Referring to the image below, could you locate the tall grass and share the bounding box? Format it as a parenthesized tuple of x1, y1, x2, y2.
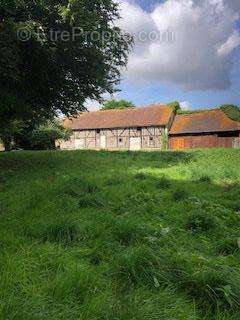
(0, 148, 240, 319)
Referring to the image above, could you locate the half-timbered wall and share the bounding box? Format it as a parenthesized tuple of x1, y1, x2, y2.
(60, 126, 165, 150)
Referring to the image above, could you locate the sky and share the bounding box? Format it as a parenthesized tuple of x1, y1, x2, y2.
(89, 0, 240, 110)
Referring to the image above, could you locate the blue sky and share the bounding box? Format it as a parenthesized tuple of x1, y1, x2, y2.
(115, 0, 240, 110)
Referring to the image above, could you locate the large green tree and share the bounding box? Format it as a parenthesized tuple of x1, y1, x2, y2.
(0, 0, 132, 150)
(101, 99, 135, 110)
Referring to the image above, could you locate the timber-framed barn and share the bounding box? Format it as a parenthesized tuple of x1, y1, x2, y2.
(60, 105, 174, 151)
(60, 104, 240, 150)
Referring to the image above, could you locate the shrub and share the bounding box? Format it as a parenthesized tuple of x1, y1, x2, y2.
(220, 105, 240, 122)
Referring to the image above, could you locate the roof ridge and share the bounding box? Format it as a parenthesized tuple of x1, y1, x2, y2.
(78, 103, 170, 116)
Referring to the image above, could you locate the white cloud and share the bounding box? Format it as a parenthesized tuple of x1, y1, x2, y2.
(118, 0, 240, 91)
(218, 30, 240, 56)
(180, 101, 191, 110)
(84, 93, 118, 111)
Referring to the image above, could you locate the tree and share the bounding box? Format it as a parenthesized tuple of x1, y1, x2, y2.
(101, 99, 135, 111)
(0, 0, 132, 150)
(167, 101, 181, 113)
(16, 119, 72, 150)
(219, 105, 240, 122)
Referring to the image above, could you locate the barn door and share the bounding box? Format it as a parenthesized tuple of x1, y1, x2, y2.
(173, 138, 185, 150)
(130, 137, 141, 150)
(100, 135, 107, 149)
(75, 139, 85, 149)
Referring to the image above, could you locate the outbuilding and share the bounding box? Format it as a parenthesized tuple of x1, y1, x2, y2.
(60, 104, 174, 150)
(169, 109, 240, 150)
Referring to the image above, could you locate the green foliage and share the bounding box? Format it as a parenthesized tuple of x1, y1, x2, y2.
(134, 172, 147, 180)
(101, 99, 135, 111)
(167, 101, 181, 113)
(0, 148, 240, 319)
(161, 129, 169, 150)
(186, 213, 216, 232)
(220, 105, 240, 122)
(198, 175, 212, 183)
(0, 119, 23, 150)
(0, 0, 132, 148)
(155, 175, 171, 189)
(29, 120, 72, 150)
(173, 188, 188, 201)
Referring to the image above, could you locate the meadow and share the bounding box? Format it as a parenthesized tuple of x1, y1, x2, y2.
(0, 148, 240, 320)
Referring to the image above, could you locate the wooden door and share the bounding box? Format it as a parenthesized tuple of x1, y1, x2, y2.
(172, 138, 185, 150)
(100, 135, 107, 149)
(75, 139, 85, 149)
(130, 137, 141, 150)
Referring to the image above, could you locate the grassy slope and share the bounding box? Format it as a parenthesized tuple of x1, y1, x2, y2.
(0, 149, 240, 320)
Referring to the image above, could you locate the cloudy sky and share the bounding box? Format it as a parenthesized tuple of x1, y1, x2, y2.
(106, 0, 240, 110)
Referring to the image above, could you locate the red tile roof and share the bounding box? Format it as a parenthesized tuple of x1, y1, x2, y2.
(64, 104, 173, 130)
(170, 109, 240, 135)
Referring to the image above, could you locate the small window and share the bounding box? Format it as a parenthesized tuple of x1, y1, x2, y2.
(137, 127, 142, 131)
(150, 137, 154, 141)
(96, 129, 100, 134)
(119, 138, 123, 143)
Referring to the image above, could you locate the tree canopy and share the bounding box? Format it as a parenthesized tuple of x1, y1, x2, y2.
(101, 99, 135, 111)
(219, 105, 240, 122)
(167, 101, 181, 113)
(0, 0, 132, 149)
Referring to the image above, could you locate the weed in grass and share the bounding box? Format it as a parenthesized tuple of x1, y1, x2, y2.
(114, 219, 152, 246)
(198, 175, 212, 183)
(182, 267, 240, 310)
(155, 176, 171, 190)
(47, 267, 98, 304)
(105, 177, 123, 186)
(217, 238, 239, 256)
(41, 221, 79, 245)
(173, 189, 188, 201)
(78, 196, 105, 209)
(134, 172, 147, 180)
(112, 246, 161, 291)
(186, 212, 216, 232)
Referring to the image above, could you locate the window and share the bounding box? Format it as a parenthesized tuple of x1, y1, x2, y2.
(150, 137, 153, 141)
(137, 127, 142, 131)
(96, 129, 100, 134)
(119, 138, 123, 143)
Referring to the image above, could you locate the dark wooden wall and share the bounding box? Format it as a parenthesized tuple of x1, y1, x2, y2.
(169, 132, 240, 150)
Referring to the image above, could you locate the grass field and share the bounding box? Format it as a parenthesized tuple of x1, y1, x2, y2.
(0, 148, 240, 320)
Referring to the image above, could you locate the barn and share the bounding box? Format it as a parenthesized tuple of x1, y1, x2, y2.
(169, 109, 240, 150)
(60, 104, 174, 150)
